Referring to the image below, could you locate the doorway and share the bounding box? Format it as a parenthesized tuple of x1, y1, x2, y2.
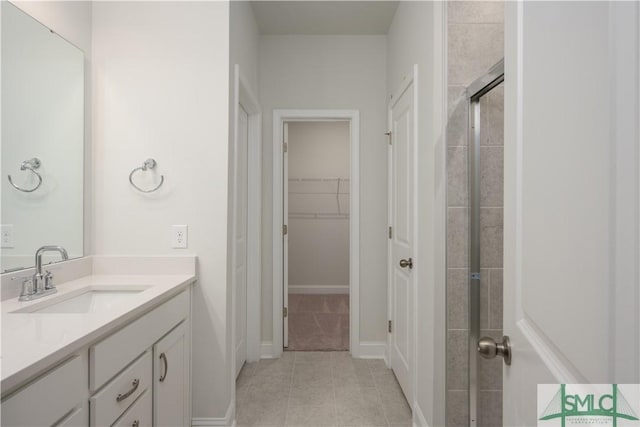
(285, 121, 350, 351)
(272, 110, 360, 356)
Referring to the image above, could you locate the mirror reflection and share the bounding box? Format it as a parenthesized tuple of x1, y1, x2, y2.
(1, 2, 84, 273)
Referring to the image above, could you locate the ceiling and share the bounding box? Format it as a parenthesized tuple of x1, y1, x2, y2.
(250, 1, 399, 35)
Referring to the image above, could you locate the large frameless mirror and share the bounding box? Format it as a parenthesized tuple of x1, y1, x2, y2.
(1, 2, 85, 273)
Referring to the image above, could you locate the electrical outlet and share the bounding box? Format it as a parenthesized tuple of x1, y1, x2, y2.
(171, 225, 188, 249)
(1, 225, 14, 248)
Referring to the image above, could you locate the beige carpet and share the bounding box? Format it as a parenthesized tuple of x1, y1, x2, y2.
(286, 294, 349, 351)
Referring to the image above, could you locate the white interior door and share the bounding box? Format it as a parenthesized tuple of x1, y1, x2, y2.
(389, 82, 415, 405)
(234, 105, 249, 377)
(503, 2, 640, 425)
(283, 122, 289, 349)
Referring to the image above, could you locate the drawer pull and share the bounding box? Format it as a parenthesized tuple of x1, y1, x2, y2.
(159, 353, 168, 382)
(132, 420, 140, 427)
(116, 378, 140, 402)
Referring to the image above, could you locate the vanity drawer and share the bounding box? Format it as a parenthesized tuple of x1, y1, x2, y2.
(89, 290, 189, 391)
(112, 389, 152, 427)
(1, 355, 86, 427)
(90, 351, 151, 427)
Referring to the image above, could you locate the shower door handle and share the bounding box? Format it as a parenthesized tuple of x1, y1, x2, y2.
(477, 335, 511, 365)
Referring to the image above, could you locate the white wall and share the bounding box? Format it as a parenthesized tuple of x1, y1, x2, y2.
(91, 2, 231, 421)
(288, 121, 350, 292)
(387, 2, 446, 425)
(230, 1, 259, 96)
(259, 35, 388, 346)
(3, 1, 93, 268)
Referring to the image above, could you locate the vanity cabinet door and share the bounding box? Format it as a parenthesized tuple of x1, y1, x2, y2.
(1, 354, 87, 427)
(153, 321, 189, 427)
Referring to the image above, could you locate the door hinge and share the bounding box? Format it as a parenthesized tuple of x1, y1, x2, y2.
(388, 226, 392, 239)
(284, 307, 288, 317)
(385, 131, 392, 145)
(283, 142, 288, 153)
(388, 320, 392, 333)
(283, 224, 288, 235)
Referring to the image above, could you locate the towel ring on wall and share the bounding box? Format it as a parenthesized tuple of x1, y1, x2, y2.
(129, 158, 164, 193)
(8, 158, 43, 193)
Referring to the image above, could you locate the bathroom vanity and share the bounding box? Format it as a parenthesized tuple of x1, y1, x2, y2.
(1, 257, 196, 427)
(0, 4, 198, 425)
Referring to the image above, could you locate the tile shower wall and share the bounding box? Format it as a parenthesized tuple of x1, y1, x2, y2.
(446, 2, 504, 426)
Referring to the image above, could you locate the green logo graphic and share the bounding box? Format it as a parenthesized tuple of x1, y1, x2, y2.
(539, 384, 639, 427)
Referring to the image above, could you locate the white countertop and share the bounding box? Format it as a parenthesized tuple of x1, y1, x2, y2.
(1, 272, 195, 396)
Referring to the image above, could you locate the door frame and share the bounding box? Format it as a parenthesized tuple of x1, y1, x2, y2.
(230, 64, 262, 382)
(386, 65, 419, 405)
(272, 109, 360, 358)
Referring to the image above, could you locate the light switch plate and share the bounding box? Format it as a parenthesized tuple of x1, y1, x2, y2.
(171, 225, 188, 249)
(1, 224, 14, 248)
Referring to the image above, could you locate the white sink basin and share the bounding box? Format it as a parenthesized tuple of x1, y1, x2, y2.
(12, 287, 149, 314)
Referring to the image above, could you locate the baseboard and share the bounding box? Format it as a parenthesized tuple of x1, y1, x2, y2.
(413, 402, 429, 427)
(357, 341, 387, 359)
(192, 419, 233, 427)
(288, 285, 349, 294)
(192, 399, 234, 426)
(260, 341, 274, 358)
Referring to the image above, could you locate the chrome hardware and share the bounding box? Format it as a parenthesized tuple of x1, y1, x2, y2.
(17, 277, 34, 299)
(129, 158, 164, 193)
(477, 335, 511, 365)
(159, 353, 168, 382)
(19, 246, 68, 301)
(44, 271, 54, 290)
(132, 421, 139, 427)
(116, 378, 140, 402)
(399, 258, 413, 269)
(8, 158, 43, 193)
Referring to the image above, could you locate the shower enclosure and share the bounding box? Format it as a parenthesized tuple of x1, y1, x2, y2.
(446, 60, 505, 427)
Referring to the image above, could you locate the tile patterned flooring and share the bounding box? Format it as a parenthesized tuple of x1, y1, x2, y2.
(287, 294, 350, 351)
(236, 352, 412, 427)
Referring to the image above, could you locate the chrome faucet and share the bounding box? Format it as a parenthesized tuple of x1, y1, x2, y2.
(18, 245, 69, 301)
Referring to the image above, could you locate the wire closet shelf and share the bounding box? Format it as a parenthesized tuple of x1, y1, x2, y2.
(288, 177, 350, 220)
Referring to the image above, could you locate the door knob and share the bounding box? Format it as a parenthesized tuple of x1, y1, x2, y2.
(477, 335, 511, 365)
(399, 258, 413, 269)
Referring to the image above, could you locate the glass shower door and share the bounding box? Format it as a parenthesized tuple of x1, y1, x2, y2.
(446, 59, 505, 427)
(468, 70, 505, 427)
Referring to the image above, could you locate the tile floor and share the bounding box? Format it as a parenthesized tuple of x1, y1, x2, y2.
(236, 351, 412, 427)
(287, 294, 349, 351)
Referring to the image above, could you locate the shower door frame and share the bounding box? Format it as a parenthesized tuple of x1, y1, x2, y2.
(466, 59, 504, 427)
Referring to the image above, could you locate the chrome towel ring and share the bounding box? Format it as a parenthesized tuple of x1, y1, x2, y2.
(129, 158, 164, 193)
(8, 158, 43, 193)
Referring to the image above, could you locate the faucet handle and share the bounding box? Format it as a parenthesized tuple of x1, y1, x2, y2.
(18, 277, 35, 300)
(44, 270, 55, 290)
